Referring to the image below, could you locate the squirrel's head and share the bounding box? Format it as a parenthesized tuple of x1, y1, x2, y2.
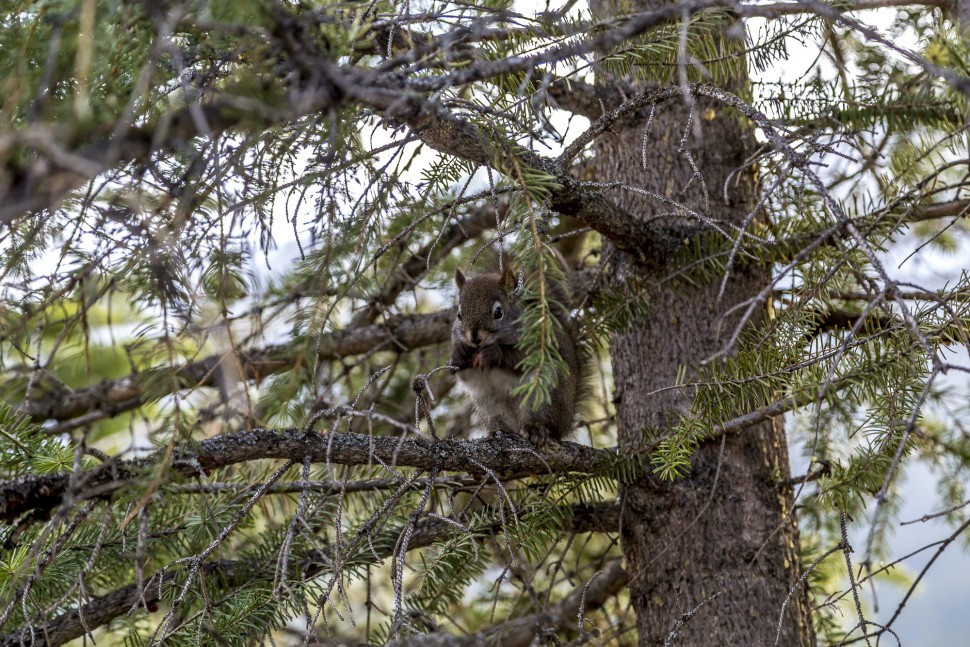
(454, 266, 520, 347)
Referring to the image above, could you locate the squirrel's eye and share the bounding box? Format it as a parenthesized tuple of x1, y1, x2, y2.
(457, 309, 462, 321)
(493, 303, 504, 320)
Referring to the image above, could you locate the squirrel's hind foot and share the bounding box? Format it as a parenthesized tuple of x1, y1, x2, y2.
(521, 422, 559, 449)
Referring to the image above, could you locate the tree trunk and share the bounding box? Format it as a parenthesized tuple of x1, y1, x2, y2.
(590, 2, 814, 645)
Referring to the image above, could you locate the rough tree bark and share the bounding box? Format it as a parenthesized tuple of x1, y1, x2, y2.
(589, 1, 814, 644)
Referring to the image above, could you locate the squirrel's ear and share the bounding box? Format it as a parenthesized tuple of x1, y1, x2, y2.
(455, 268, 466, 290)
(501, 265, 517, 293)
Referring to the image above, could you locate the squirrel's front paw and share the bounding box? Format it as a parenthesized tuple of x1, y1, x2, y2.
(474, 344, 503, 370)
(522, 423, 554, 449)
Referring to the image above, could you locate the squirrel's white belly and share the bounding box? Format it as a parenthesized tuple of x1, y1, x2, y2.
(458, 367, 524, 430)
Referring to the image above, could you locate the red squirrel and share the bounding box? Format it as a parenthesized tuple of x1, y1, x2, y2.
(449, 266, 587, 447)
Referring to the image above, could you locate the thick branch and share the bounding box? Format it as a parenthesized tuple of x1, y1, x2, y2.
(17, 309, 454, 422)
(907, 198, 970, 222)
(0, 429, 613, 524)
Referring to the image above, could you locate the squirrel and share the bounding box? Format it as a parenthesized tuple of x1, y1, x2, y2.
(449, 265, 586, 447)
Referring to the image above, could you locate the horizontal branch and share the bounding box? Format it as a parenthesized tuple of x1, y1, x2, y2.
(0, 501, 622, 647)
(907, 198, 970, 222)
(0, 428, 614, 524)
(17, 309, 454, 423)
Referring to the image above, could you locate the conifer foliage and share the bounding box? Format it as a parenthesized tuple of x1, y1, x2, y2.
(1, 0, 969, 645)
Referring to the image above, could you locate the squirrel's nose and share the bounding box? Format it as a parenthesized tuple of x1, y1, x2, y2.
(470, 329, 482, 345)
